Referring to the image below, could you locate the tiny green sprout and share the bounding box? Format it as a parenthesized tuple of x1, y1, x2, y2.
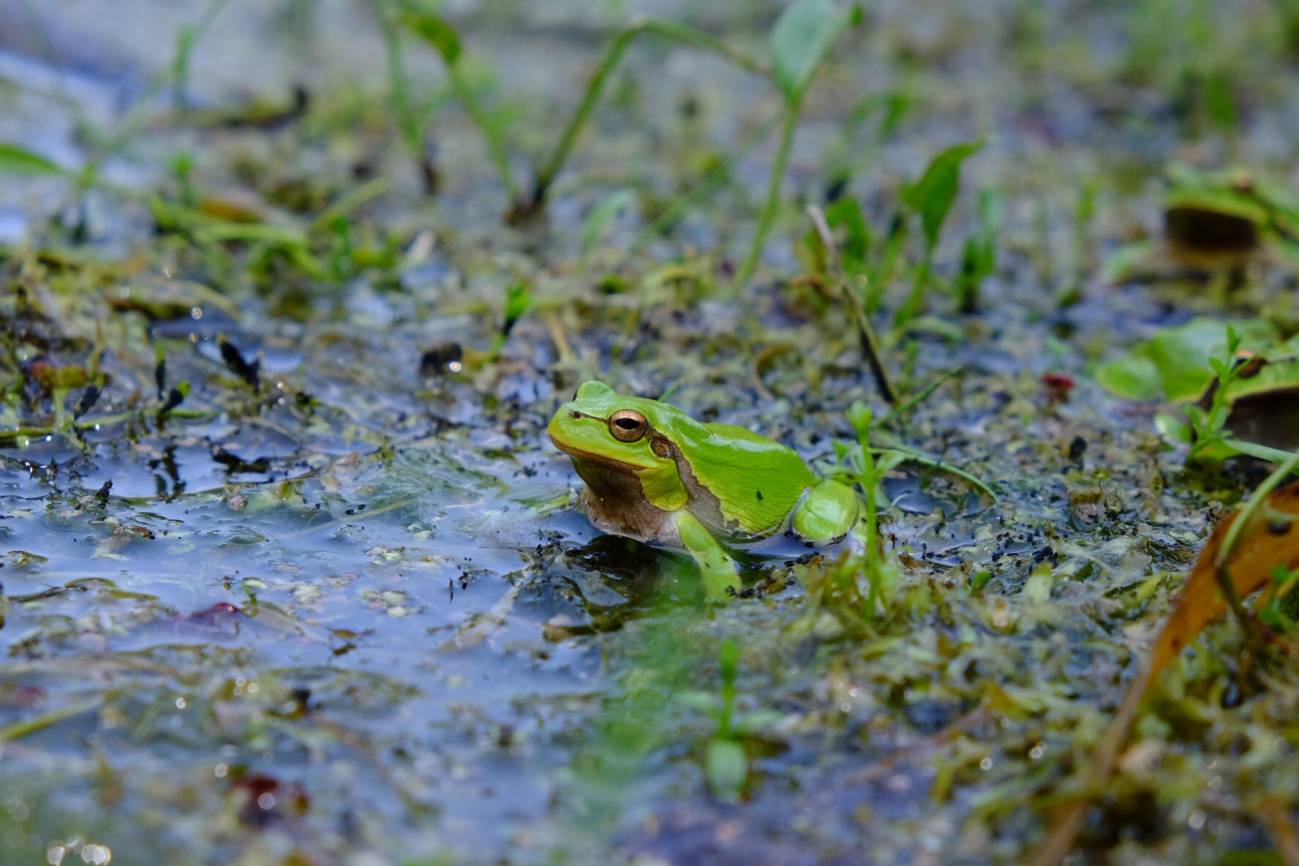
(489, 281, 534, 360)
(957, 186, 1003, 314)
(1185, 326, 1243, 465)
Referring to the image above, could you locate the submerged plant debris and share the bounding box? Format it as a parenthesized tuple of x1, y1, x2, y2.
(2, 2, 1299, 865)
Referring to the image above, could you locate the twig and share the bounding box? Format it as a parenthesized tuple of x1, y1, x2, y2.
(805, 204, 898, 405)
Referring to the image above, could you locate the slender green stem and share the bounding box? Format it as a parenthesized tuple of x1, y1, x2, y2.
(523, 18, 767, 215)
(526, 27, 638, 211)
(895, 245, 933, 328)
(375, 0, 423, 159)
(172, 0, 230, 108)
(871, 443, 998, 501)
(880, 368, 959, 428)
(448, 66, 519, 199)
(0, 699, 101, 743)
(630, 112, 783, 253)
(732, 103, 800, 292)
(1209, 449, 1299, 648)
(311, 177, 392, 232)
(637, 19, 769, 76)
(1215, 449, 1299, 570)
(1223, 438, 1299, 466)
(806, 204, 898, 405)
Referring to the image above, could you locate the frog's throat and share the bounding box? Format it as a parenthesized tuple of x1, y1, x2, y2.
(569, 455, 680, 545)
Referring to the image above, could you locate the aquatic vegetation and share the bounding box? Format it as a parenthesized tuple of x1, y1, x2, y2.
(5, 2, 1299, 865)
(1097, 319, 1299, 464)
(894, 140, 983, 326)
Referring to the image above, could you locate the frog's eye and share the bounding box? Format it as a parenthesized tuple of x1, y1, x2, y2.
(608, 409, 648, 442)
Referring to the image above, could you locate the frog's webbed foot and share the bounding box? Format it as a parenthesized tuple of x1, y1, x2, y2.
(793, 479, 861, 543)
(674, 510, 740, 599)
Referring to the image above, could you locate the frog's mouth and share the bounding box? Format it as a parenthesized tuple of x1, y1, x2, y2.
(547, 430, 650, 472)
(547, 414, 659, 473)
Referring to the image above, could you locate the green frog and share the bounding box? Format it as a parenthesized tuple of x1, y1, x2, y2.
(547, 380, 860, 595)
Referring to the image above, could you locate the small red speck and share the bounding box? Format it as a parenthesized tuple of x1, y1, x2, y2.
(1041, 373, 1074, 391)
(186, 602, 243, 626)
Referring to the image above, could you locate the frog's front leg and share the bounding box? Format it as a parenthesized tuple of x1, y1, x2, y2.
(792, 479, 861, 543)
(674, 510, 740, 598)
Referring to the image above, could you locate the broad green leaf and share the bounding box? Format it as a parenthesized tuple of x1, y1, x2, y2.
(705, 738, 747, 802)
(0, 142, 65, 176)
(1095, 356, 1161, 401)
(770, 0, 857, 101)
(1144, 318, 1242, 401)
(1096, 318, 1280, 402)
(1099, 239, 1153, 285)
(398, 4, 462, 65)
(1154, 412, 1193, 444)
(580, 188, 637, 254)
(903, 140, 983, 248)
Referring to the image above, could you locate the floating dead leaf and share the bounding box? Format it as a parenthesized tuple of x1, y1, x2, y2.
(1030, 479, 1299, 866)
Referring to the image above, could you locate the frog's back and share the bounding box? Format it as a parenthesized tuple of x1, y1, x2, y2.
(673, 419, 816, 537)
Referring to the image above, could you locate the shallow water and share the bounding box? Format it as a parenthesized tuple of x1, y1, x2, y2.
(4, 2, 1299, 865)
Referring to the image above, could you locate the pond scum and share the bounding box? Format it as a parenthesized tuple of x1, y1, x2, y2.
(3, 1, 1299, 865)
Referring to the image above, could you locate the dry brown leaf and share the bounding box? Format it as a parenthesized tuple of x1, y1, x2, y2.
(1029, 480, 1299, 866)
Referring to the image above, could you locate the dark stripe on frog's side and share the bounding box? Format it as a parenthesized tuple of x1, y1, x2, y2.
(669, 421, 816, 537)
(657, 435, 774, 543)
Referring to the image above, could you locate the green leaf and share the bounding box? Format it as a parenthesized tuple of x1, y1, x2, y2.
(718, 638, 740, 683)
(502, 281, 533, 334)
(397, 4, 462, 65)
(770, 0, 856, 101)
(903, 140, 983, 249)
(705, 738, 747, 803)
(580, 189, 637, 254)
(0, 142, 66, 176)
(1095, 317, 1281, 402)
(1154, 412, 1193, 444)
(1095, 357, 1161, 401)
(847, 400, 873, 444)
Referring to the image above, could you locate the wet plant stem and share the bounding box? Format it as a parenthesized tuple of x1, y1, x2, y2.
(805, 204, 898, 405)
(447, 64, 518, 199)
(0, 699, 101, 743)
(172, 0, 230, 109)
(895, 246, 933, 328)
(375, 0, 427, 182)
(733, 105, 799, 293)
(521, 18, 767, 216)
(1213, 449, 1299, 642)
(630, 111, 782, 254)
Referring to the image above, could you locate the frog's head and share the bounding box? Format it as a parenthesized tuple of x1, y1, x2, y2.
(547, 380, 677, 470)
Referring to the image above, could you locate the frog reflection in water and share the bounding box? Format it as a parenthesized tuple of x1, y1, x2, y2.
(547, 380, 860, 595)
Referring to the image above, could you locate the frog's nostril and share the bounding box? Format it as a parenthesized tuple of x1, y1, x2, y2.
(570, 411, 582, 419)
